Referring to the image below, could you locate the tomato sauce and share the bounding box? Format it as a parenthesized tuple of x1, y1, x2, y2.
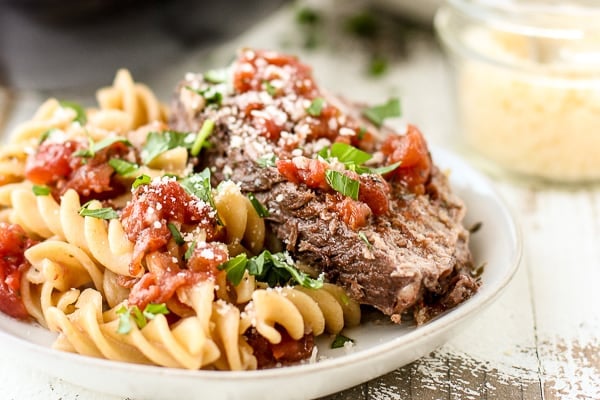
(245, 327, 314, 369)
(0, 223, 37, 320)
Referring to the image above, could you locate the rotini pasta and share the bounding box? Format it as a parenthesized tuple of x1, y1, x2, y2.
(0, 65, 362, 372)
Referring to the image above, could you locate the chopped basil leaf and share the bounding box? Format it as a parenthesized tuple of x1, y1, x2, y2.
(325, 170, 360, 200)
(264, 80, 277, 96)
(369, 55, 388, 77)
(331, 334, 354, 349)
(190, 119, 215, 156)
(116, 305, 132, 334)
(369, 161, 401, 175)
(306, 97, 325, 117)
(141, 130, 196, 164)
(167, 223, 185, 245)
(180, 168, 213, 206)
(358, 231, 371, 248)
(74, 136, 131, 158)
(59, 100, 87, 124)
(345, 12, 378, 39)
(247, 193, 269, 218)
(219, 253, 248, 286)
(39, 128, 59, 144)
(363, 98, 401, 127)
(132, 174, 152, 189)
(142, 303, 169, 321)
(296, 7, 320, 25)
(320, 142, 372, 166)
(256, 153, 277, 168)
(203, 69, 228, 84)
(130, 305, 146, 329)
(32, 185, 51, 196)
(184, 240, 196, 260)
(109, 158, 139, 176)
(357, 126, 367, 140)
(218, 250, 323, 289)
(79, 202, 118, 219)
(185, 86, 223, 106)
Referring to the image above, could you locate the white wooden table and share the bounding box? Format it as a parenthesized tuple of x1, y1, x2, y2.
(1, 2, 599, 399)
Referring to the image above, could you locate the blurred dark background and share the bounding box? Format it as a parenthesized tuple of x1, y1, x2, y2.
(0, 0, 287, 90)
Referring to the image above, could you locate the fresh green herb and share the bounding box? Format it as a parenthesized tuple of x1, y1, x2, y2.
(247, 193, 269, 218)
(369, 55, 388, 77)
(264, 80, 277, 96)
(180, 168, 214, 206)
(358, 231, 371, 248)
(143, 303, 169, 321)
(319, 142, 372, 166)
(141, 130, 196, 164)
(132, 174, 152, 189)
(167, 223, 185, 245)
(345, 12, 379, 39)
(39, 128, 59, 144)
(325, 170, 360, 200)
(116, 305, 132, 334)
(74, 136, 131, 158)
(79, 202, 118, 219)
(363, 98, 401, 127)
(331, 334, 354, 349)
(203, 69, 228, 84)
(185, 86, 223, 107)
(218, 250, 324, 289)
(108, 158, 139, 177)
(184, 240, 196, 260)
(306, 97, 325, 117)
(190, 119, 215, 156)
(296, 7, 320, 25)
(218, 254, 249, 287)
(256, 153, 277, 168)
(369, 161, 401, 175)
(116, 303, 169, 334)
(357, 126, 368, 140)
(32, 185, 51, 196)
(59, 101, 87, 124)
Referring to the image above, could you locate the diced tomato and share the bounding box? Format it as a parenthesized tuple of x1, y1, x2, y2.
(25, 140, 80, 184)
(0, 223, 36, 320)
(381, 125, 432, 193)
(328, 194, 372, 230)
(276, 157, 329, 191)
(358, 175, 390, 216)
(186, 242, 228, 277)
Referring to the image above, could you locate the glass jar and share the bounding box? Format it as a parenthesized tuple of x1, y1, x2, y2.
(435, 0, 600, 183)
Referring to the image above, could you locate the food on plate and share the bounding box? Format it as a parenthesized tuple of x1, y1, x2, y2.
(0, 50, 478, 371)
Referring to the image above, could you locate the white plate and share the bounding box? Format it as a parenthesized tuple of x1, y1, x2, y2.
(0, 147, 521, 400)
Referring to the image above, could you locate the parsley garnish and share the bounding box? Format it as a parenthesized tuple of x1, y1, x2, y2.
(141, 130, 195, 164)
(296, 7, 320, 25)
(256, 153, 277, 168)
(319, 142, 371, 167)
(203, 69, 228, 84)
(369, 55, 388, 77)
(306, 97, 325, 117)
(331, 334, 354, 349)
(357, 126, 367, 140)
(190, 119, 215, 157)
(108, 158, 139, 177)
(116, 303, 169, 334)
(59, 101, 87, 124)
(247, 193, 269, 218)
(358, 231, 372, 248)
(39, 128, 59, 144)
(79, 202, 118, 220)
(167, 223, 185, 245)
(32, 185, 51, 196)
(325, 170, 360, 200)
(74, 136, 131, 158)
(185, 86, 223, 107)
(184, 240, 196, 260)
(132, 174, 151, 189)
(218, 250, 324, 289)
(180, 168, 214, 206)
(363, 98, 401, 127)
(369, 161, 401, 175)
(264, 80, 277, 96)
